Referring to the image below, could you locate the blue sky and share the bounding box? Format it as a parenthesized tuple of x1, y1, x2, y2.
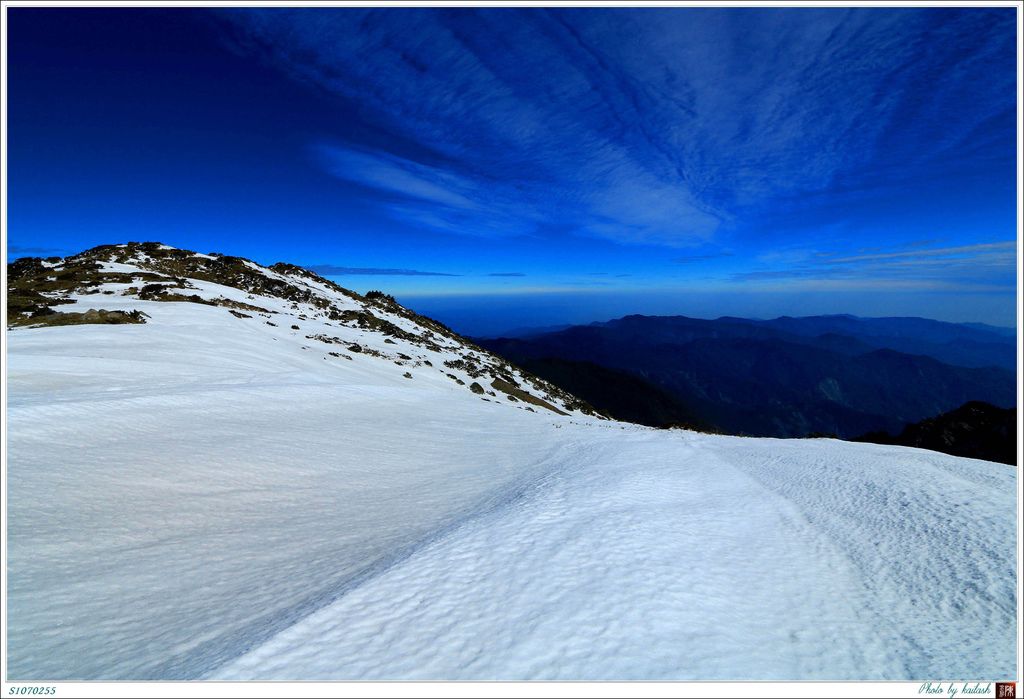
(7, 7, 1018, 333)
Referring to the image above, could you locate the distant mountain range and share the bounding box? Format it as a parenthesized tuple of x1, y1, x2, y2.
(479, 314, 1017, 441)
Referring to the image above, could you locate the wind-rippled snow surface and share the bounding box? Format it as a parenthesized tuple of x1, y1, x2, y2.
(6, 276, 1016, 680)
(214, 434, 1016, 680)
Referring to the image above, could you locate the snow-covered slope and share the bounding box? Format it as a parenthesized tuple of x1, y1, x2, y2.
(215, 434, 1017, 681)
(5, 244, 1017, 680)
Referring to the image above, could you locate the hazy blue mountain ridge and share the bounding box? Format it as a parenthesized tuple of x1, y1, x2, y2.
(479, 314, 1016, 439)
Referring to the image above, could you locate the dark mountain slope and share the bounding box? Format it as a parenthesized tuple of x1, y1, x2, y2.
(855, 401, 1017, 466)
(510, 357, 712, 430)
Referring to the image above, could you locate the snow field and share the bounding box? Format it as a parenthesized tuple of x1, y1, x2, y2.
(6, 253, 1016, 680)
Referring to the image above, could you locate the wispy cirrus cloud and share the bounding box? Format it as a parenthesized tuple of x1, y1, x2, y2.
(311, 144, 543, 238)
(217, 8, 1013, 249)
(733, 240, 1016, 290)
(313, 146, 480, 212)
(673, 252, 734, 264)
(306, 264, 460, 277)
(817, 241, 1015, 265)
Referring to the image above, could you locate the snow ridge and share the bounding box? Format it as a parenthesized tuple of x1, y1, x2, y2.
(8, 242, 601, 419)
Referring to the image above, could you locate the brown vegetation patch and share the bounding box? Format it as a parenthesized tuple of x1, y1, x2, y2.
(10, 309, 147, 328)
(490, 378, 568, 416)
